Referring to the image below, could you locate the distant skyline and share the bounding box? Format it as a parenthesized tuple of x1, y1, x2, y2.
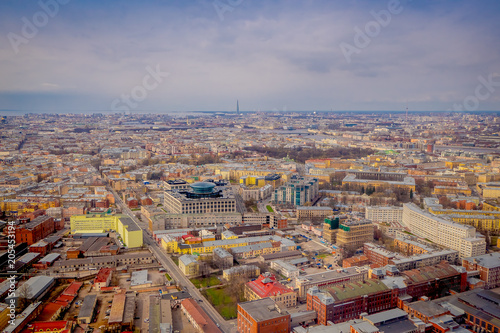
(1, 0, 500, 113)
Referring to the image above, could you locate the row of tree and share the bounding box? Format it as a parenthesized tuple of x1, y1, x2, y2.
(245, 146, 374, 163)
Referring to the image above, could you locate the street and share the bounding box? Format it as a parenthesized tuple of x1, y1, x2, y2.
(108, 186, 235, 333)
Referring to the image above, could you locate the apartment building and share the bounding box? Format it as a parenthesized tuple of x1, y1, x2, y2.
(393, 237, 434, 255)
(213, 247, 233, 269)
(296, 206, 333, 220)
(336, 220, 374, 250)
(462, 252, 500, 289)
(402, 203, 486, 258)
(273, 177, 318, 206)
(179, 254, 199, 277)
(365, 206, 403, 223)
(223, 265, 260, 281)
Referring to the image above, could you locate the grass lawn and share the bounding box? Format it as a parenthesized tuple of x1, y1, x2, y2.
(266, 205, 274, 213)
(203, 287, 240, 319)
(165, 273, 172, 281)
(491, 236, 499, 246)
(317, 253, 331, 259)
(190, 275, 221, 289)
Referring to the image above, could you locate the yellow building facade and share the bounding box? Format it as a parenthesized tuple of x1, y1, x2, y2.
(70, 214, 143, 248)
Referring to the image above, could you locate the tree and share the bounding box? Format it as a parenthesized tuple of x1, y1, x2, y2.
(199, 262, 211, 278)
(226, 276, 247, 302)
(409, 189, 414, 200)
(366, 186, 375, 196)
(17, 284, 30, 312)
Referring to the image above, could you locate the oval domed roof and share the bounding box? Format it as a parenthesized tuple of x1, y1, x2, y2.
(190, 182, 216, 193)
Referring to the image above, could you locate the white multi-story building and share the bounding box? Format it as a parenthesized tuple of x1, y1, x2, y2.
(164, 182, 236, 214)
(365, 206, 403, 223)
(270, 260, 299, 279)
(402, 203, 486, 258)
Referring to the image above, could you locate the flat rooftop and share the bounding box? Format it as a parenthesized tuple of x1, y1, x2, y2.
(463, 252, 500, 268)
(131, 270, 152, 287)
(119, 216, 140, 232)
(79, 294, 97, 319)
(298, 267, 364, 285)
(239, 298, 289, 322)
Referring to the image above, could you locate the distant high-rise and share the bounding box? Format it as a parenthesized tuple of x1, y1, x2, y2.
(237, 100, 239, 114)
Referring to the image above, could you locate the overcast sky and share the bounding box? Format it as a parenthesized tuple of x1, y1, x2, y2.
(0, 0, 499, 113)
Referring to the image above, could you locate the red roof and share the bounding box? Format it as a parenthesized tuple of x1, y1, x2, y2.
(181, 299, 222, 333)
(95, 267, 114, 283)
(246, 273, 294, 298)
(30, 320, 70, 330)
(63, 281, 83, 296)
(182, 234, 194, 240)
(34, 304, 65, 322)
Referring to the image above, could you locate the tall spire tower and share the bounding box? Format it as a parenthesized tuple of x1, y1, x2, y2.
(237, 100, 239, 114)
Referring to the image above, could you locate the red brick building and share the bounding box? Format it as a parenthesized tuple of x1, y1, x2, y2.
(238, 298, 291, 333)
(363, 243, 396, 267)
(126, 197, 138, 209)
(140, 196, 153, 206)
(342, 255, 370, 268)
(29, 240, 50, 256)
(272, 218, 288, 229)
(15, 215, 55, 245)
(307, 262, 466, 325)
(462, 252, 500, 289)
(19, 209, 46, 221)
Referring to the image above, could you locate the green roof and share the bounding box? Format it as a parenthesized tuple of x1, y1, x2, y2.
(327, 279, 389, 302)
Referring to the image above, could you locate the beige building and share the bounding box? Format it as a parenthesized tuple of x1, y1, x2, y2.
(365, 206, 403, 223)
(482, 183, 500, 199)
(179, 254, 199, 276)
(402, 203, 486, 258)
(223, 265, 260, 281)
(296, 206, 333, 220)
(239, 184, 274, 201)
(336, 220, 374, 250)
(163, 182, 236, 215)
